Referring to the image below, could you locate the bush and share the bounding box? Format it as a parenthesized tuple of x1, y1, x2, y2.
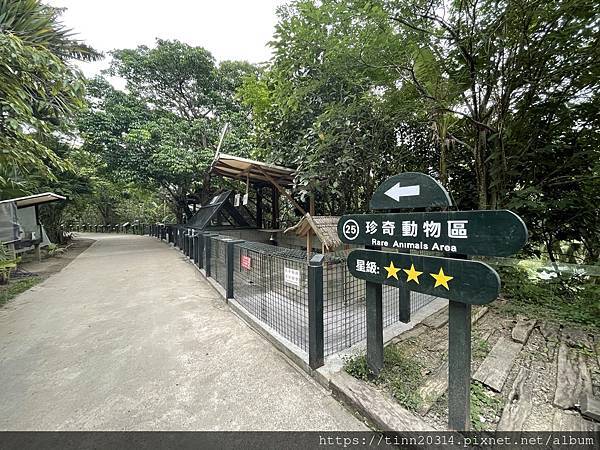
(344, 345, 424, 411)
(496, 265, 600, 330)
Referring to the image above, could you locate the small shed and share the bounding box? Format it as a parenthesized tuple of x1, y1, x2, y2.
(0, 192, 66, 259)
(285, 214, 342, 258)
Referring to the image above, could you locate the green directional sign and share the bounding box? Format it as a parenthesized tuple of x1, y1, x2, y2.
(338, 210, 527, 257)
(347, 249, 501, 305)
(370, 172, 453, 210)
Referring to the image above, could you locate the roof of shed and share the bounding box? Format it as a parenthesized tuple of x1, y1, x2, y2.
(285, 214, 342, 251)
(210, 153, 295, 187)
(0, 192, 66, 208)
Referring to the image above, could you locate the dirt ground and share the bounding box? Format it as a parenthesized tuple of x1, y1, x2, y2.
(364, 303, 599, 431)
(17, 237, 96, 279)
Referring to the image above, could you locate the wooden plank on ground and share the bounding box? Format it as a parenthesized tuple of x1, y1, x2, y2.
(389, 325, 427, 345)
(473, 336, 523, 392)
(539, 322, 560, 361)
(330, 371, 436, 432)
(421, 305, 485, 332)
(539, 321, 560, 340)
(552, 409, 585, 431)
(497, 367, 533, 431)
(471, 306, 488, 325)
(422, 306, 448, 329)
(562, 327, 592, 349)
(512, 316, 537, 344)
(418, 360, 448, 415)
(553, 341, 593, 409)
(579, 393, 600, 422)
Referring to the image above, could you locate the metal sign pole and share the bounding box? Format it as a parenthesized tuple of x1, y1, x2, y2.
(399, 284, 411, 323)
(448, 300, 472, 430)
(366, 244, 384, 375)
(366, 280, 383, 375)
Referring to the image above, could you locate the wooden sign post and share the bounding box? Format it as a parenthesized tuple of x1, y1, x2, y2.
(337, 172, 527, 431)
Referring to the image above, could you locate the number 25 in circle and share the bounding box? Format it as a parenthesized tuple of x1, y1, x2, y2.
(343, 219, 359, 241)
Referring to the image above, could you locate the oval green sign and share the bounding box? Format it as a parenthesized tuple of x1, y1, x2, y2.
(347, 250, 500, 305)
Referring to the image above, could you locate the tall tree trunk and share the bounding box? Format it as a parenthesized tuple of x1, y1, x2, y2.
(474, 130, 488, 209)
(439, 141, 448, 186)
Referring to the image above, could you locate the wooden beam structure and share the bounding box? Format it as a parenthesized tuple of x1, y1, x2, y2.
(256, 166, 306, 217)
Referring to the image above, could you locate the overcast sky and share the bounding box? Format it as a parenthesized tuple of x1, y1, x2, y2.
(47, 0, 288, 78)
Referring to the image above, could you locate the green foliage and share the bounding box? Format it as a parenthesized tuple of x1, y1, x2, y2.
(79, 40, 258, 222)
(496, 266, 600, 331)
(239, 0, 438, 214)
(238, 0, 599, 262)
(344, 352, 372, 380)
(344, 345, 424, 411)
(0, 275, 41, 307)
(0, 242, 18, 285)
(472, 338, 491, 360)
(470, 382, 503, 431)
(0, 0, 99, 189)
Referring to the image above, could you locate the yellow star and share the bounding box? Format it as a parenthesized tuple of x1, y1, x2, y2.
(384, 261, 401, 280)
(403, 264, 423, 284)
(430, 267, 454, 290)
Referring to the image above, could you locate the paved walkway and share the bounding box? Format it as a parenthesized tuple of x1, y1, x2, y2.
(0, 234, 365, 431)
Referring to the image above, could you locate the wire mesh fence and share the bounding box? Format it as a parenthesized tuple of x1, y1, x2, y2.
(209, 236, 228, 290)
(232, 241, 309, 352)
(323, 253, 437, 355)
(156, 230, 438, 358)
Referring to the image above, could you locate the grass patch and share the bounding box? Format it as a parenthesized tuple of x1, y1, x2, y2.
(0, 276, 42, 307)
(472, 337, 491, 359)
(470, 381, 503, 431)
(428, 382, 503, 430)
(344, 345, 424, 411)
(493, 265, 600, 332)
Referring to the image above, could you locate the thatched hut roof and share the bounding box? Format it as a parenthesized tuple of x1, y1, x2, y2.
(285, 214, 341, 252)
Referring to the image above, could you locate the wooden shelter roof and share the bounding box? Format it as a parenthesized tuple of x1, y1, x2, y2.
(285, 214, 342, 252)
(210, 153, 296, 188)
(0, 192, 66, 209)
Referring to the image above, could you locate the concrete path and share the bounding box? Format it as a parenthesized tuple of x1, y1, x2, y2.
(0, 234, 366, 431)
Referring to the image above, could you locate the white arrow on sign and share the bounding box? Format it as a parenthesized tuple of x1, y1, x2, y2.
(384, 183, 420, 201)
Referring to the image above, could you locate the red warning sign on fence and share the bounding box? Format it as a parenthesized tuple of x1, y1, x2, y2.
(241, 255, 252, 270)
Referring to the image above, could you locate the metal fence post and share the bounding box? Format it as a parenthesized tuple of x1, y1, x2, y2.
(204, 235, 213, 277)
(192, 233, 199, 265)
(225, 239, 244, 300)
(308, 254, 325, 369)
(186, 229, 191, 257)
(197, 234, 205, 269)
(189, 230, 195, 259)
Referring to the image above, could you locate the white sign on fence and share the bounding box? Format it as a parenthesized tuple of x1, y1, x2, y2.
(284, 267, 300, 286)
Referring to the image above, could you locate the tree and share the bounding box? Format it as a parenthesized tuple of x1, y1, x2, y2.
(79, 40, 257, 222)
(240, 0, 599, 261)
(374, 0, 599, 259)
(239, 0, 438, 214)
(0, 0, 99, 193)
